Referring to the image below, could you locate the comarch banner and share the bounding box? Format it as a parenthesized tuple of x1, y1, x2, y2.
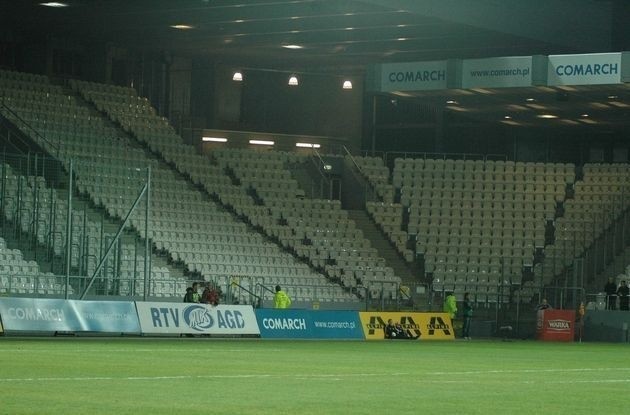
(377, 60, 448, 92)
(359, 312, 454, 341)
(462, 56, 535, 88)
(547, 53, 623, 86)
(136, 302, 260, 335)
(255, 309, 364, 339)
(0, 298, 140, 333)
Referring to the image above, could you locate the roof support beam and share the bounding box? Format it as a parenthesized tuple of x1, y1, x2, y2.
(360, 0, 613, 52)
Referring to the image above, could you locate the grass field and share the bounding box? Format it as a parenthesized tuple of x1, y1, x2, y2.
(0, 338, 628, 415)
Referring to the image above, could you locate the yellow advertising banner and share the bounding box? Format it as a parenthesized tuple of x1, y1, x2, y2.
(359, 312, 454, 341)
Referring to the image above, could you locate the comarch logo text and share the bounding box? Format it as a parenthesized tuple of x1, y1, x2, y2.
(7, 307, 64, 321)
(555, 63, 618, 77)
(388, 70, 445, 83)
(262, 318, 307, 330)
(183, 305, 214, 331)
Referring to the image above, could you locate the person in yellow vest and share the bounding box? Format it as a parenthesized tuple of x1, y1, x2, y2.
(443, 291, 458, 337)
(273, 285, 292, 309)
(443, 291, 457, 320)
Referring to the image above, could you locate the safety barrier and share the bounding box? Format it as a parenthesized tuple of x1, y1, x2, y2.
(0, 298, 456, 340)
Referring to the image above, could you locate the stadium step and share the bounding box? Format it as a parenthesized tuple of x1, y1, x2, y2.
(346, 209, 418, 285)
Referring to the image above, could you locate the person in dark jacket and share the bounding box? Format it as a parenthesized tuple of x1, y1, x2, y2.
(617, 281, 629, 311)
(183, 287, 195, 303)
(605, 277, 617, 310)
(462, 292, 473, 340)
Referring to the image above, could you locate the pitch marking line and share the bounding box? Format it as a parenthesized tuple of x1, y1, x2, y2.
(428, 368, 630, 375)
(1, 369, 630, 383)
(0, 348, 289, 353)
(0, 373, 410, 383)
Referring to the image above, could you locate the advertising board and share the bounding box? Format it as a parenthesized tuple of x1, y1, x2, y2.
(0, 298, 140, 333)
(136, 302, 260, 335)
(256, 309, 364, 339)
(358, 312, 454, 340)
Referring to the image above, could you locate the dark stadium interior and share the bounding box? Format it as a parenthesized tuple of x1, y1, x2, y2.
(4, 0, 630, 160)
(2, 0, 630, 334)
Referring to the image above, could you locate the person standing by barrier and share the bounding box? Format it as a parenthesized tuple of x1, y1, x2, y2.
(462, 292, 473, 340)
(443, 291, 457, 319)
(605, 277, 617, 310)
(273, 285, 292, 309)
(576, 301, 585, 342)
(202, 283, 221, 306)
(184, 282, 199, 303)
(617, 281, 629, 311)
(191, 282, 201, 303)
(536, 298, 552, 311)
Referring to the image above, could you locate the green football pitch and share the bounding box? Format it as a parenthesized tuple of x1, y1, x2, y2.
(0, 338, 628, 415)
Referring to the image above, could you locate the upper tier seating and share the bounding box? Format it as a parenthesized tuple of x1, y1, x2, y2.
(351, 155, 395, 203)
(392, 157, 575, 302)
(0, 71, 179, 296)
(70, 79, 358, 303)
(212, 148, 401, 299)
(536, 163, 630, 286)
(2, 72, 330, 301)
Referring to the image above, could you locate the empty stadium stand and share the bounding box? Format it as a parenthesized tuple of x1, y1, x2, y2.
(391, 157, 575, 303)
(64, 79, 410, 303)
(4, 67, 630, 310)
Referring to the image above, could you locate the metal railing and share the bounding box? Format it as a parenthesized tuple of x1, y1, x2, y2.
(0, 100, 60, 157)
(0, 152, 155, 300)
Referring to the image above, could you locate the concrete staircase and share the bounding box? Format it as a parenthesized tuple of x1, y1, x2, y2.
(347, 209, 430, 309)
(347, 209, 417, 284)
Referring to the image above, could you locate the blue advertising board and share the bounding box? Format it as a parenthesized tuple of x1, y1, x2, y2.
(0, 298, 141, 333)
(255, 309, 364, 339)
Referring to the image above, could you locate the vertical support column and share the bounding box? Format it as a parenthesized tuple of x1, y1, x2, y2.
(371, 95, 377, 156)
(64, 159, 73, 299)
(143, 166, 151, 301)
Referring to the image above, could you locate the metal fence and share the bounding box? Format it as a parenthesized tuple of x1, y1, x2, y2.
(0, 151, 153, 300)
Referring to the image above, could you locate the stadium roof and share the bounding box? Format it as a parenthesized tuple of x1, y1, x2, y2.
(2, 0, 618, 68)
(3, 0, 629, 130)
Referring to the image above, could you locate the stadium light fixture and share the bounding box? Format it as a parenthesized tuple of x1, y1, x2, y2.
(170, 24, 195, 30)
(39, 2, 68, 7)
(504, 115, 512, 120)
(283, 44, 303, 49)
(232, 72, 243, 82)
(288, 75, 299, 86)
(342, 80, 353, 90)
(202, 137, 228, 143)
(249, 139, 275, 146)
(537, 114, 558, 119)
(296, 143, 321, 149)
